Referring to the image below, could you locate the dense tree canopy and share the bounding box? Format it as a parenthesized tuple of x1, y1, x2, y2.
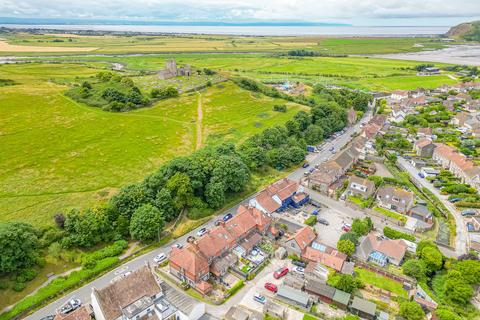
(130, 204, 165, 242)
(0, 222, 39, 274)
(337, 239, 355, 256)
(399, 301, 425, 320)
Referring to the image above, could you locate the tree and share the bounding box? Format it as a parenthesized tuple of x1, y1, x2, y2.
(304, 124, 324, 145)
(165, 173, 194, 210)
(399, 301, 425, 320)
(0, 222, 39, 274)
(328, 274, 362, 293)
(420, 246, 443, 272)
(435, 308, 462, 320)
(337, 239, 355, 256)
(54, 213, 66, 229)
(452, 259, 480, 284)
(340, 231, 359, 245)
(444, 274, 473, 306)
(205, 181, 226, 208)
(110, 184, 152, 220)
(130, 204, 165, 242)
(402, 259, 427, 280)
(351, 218, 372, 236)
(154, 188, 176, 222)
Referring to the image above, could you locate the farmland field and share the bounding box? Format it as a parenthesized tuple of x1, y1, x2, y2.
(0, 62, 306, 226)
(0, 32, 456, 55)
(34, 53, 459, 91)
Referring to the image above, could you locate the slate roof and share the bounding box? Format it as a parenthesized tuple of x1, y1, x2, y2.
(351, 296, 377, 316)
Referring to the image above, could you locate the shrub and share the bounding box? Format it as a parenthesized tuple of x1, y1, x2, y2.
(16, 269, 38, 283)
(337, 239, 355, 256)
(81, 240, 128, 268)
(226, 280, 244, 297)
(273, 104, 287, 112)
(304, 216, 317, 226)
(13, 282, 27, 292)
(383, 226, 415, 241)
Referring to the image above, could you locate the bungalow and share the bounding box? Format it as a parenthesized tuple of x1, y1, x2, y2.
(284, 226, 316, 256)
(357, 233, 408, 266)
(350, 296, 377, 320)
(302, 241, 348, 273)
(376, 186, 414, 214)
(414, 138, 436, 157)
(346, 176, 376, 199)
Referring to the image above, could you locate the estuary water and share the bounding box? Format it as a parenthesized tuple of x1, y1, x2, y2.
(0, 24, 450, 36)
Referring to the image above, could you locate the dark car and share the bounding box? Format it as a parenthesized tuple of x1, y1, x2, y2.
(449, 198, 463, 203)
(40, 316, 55, 320)
(302, 162, 310, 168)
(223, 213, 233, 221)
(461, 209, 476, 216)
(292, 260, 307, 268)
(317, 218, 329, 226)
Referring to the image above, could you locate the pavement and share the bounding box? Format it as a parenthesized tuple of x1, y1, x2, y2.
(25, 103, 374, 320)
(397, 157, 468, 256)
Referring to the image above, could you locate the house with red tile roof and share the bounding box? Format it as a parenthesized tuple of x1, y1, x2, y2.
(303, 242, 347, 272)
(284, 226, 316, 256)
(169, 205, 271, 294)
(414, 138, 436, 157)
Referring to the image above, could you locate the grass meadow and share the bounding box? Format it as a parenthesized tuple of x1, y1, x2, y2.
(0, 62, 305, 226)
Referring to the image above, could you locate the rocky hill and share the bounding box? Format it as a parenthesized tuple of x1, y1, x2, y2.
(445, 21, 480, 41)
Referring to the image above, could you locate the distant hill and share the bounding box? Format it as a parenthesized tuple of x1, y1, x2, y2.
(445, 21, 480, 41)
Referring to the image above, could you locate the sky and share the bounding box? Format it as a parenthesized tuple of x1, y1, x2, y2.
(1, 0, 480, 26)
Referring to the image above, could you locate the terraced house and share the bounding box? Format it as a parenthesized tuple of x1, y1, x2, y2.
(169, 205, 272, 295)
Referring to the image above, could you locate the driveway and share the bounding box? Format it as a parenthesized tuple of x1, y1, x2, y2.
(397, 157, 467, 255)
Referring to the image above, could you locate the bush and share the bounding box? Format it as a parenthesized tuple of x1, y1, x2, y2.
(383, 226, 415, 241)
(13, 282, 27, 292)
(16, 269, 38, 283)
(337, 239, 355, 256)
(226, 280, 244, 297)
(273, 104, 287, 112)
(304, 216, 317, 226)
(340, 231, 360, 245)
(81, 240, 128, 268)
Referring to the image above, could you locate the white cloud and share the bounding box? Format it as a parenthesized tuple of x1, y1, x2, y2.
(0, 0, 479, 24)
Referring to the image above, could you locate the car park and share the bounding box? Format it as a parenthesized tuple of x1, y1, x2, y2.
(253, 292, 266, 304)
(223, 213, 233, 221)
(292, 260, 306, 268)
(196, 228, 208, 237)
(264, 282, 278, 293)
(154, 253, 167, 263)
(317, 218, 329, 225)
(273, 267, 289, 279)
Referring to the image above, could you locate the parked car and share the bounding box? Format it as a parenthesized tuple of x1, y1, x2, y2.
(273, 267, 289, 279)
(418, 172, 425, 178)
(309, 167, 315, 173)
(40, 316, 55, 320)
(172, 243, 183, 249)
(317, 218, 329, 226)
(449, 198, 463, 203)
(312, 209, 319, 216)
(253, 292, 266, 304)
(294, 266, 305, 274)
(342, 224, 351, 232)
(196, 228, 208, 237)
(154, 253, 167, 264)
(213, 220, 221, 226)
(302, 162, 310, 168)
(329, 146, 335, 152)
(264, 282, 278, 293)
(223, 213, 233, 221)
(59, 298, 81, 315)
(461, 209, 477, 216)
(292, 260, 306, 268)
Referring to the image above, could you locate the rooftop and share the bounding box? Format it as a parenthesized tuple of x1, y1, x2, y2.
(351, 296, 377, 316)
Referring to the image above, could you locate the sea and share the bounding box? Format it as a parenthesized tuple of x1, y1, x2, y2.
(0, 24, 450, 36)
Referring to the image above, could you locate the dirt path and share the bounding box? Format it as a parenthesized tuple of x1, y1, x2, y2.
(196, 92, 203, 150)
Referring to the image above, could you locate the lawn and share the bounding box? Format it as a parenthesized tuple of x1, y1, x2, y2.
(373, 206, 408, 223)
(0, 63, 305, 226)
(355, 267, 408, 298)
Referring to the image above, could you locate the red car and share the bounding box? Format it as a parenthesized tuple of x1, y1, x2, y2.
(264, 282, 278, 293)
(273, 267, 289, 279)
(342, 225, 351, 232)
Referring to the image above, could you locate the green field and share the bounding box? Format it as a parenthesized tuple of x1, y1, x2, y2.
(27, 53, 459, 91)
(0, 62, 306, 225)
(0, 32, 457, 55)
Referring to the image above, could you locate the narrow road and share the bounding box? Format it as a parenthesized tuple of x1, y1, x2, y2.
(24, 104, 373, 320)
(397, 157, 467, 255)
(196, 92, 203, 150)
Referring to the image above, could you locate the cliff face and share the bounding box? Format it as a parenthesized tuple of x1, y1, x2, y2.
(445, 21, 480, 41)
